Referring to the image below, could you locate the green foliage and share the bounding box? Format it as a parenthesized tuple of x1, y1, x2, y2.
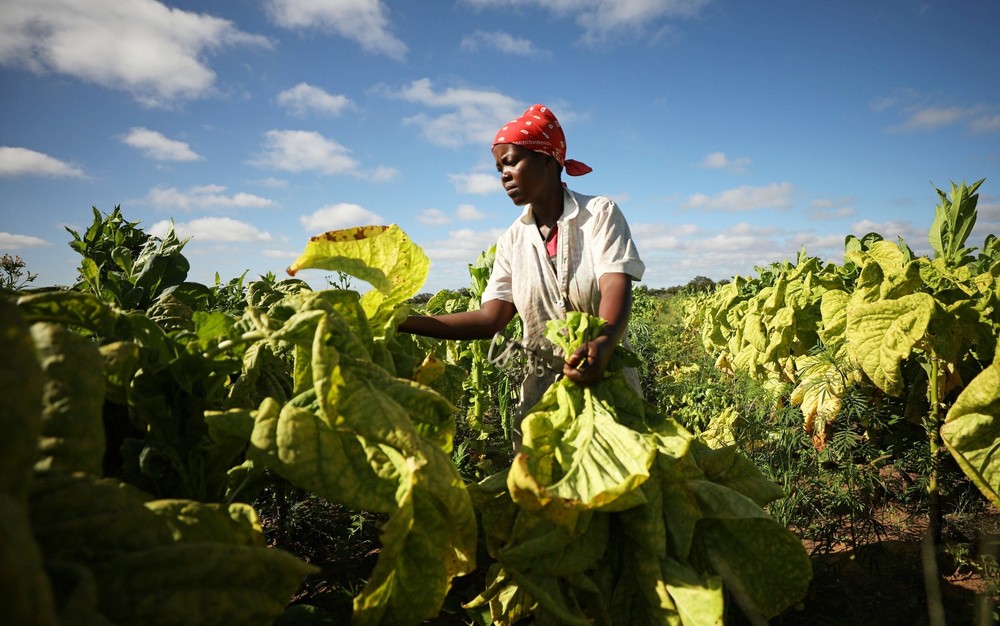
(1, 299, 317, 626)
(695, 179, 999, 520)
(941, 358, 1000, 508)
(6, 211, 484, 626)
(929, 178, 984, 267)
(67, 206, 191, 310)
(469, 312, 812, 625)
(413, 245, 521, 465)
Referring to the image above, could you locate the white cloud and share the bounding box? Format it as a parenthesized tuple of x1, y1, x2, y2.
(423, 227, 505, 261)
(892, 106, 967, 132)
(972, 195, 1000, 243)
(699, 151, 750, 173)
(277, 83, 354, 116)
(252, 130, 398, 180)
(461, 0, 710, 42)
(850, 219, 927, 249)
(456, 204, 485, 220)
(460, 30, 548, 56)
(261, 248, 299, 259)
(364, 166, 400, 183)
(416, 204, 486, 226)
(632, 222, 700, 251)
(0, 232, 52, 249)
(872, 91, 1000, 134)
(0, 146, 85, 178)
(121, 127, 201, 161)
(149, 217, 273, 241)
(264, 0, 406, 59)
(450, 171, 502, 194)
(252, 177, 289, 188)
(808, 197, 856, 220)
(0, 0, 271, 106)
(300, 203, 385, 232)
(386, 79, 523, 148)
(417, 209, 450, 225)
(970, 115, 1000, 134)
(682, 183, 794, 211)
(635, 220, 854, 287)
(142, 185, 276, 211)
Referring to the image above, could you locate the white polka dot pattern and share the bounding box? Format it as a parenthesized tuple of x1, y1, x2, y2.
(493, 104, 591, 176)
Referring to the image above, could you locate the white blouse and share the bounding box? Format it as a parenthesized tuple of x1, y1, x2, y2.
(482, 188, 645, 418)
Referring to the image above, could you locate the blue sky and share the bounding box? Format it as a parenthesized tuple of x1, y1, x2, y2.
(1, 0, 998, 294)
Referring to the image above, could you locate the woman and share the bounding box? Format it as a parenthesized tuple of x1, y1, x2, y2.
(400, 104, 645, 445)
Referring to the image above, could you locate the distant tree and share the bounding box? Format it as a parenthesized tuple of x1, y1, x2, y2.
(0, 253, 38, 291)
(686, 275, 716, 293)
(409, 292, 435, 305)
(663, 275, 728, 296)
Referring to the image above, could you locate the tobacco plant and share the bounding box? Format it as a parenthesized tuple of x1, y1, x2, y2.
(696, 179, 1000, 534)
(7, 203, 893, 625)
(466, 312, 812, 625)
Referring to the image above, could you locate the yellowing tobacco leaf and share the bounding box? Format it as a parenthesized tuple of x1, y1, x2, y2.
(846, 292, 936, 396)
(353, 447, 477, 626)
(790, 354, 848, 449)
(412, 353, 445, 385)
(286, 224, 430, 331)
(508, 381, 655, 531)
(940, 361, 1000, 509)
(248, 398, 398, 514)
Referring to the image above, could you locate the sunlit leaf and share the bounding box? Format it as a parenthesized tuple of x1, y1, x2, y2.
(941, 361, 1000, 508)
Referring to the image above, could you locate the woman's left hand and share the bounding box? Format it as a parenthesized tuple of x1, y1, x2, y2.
(562, 336, 613, 386)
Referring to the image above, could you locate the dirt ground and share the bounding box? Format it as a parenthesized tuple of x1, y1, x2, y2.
(264, 495, 1000, 625)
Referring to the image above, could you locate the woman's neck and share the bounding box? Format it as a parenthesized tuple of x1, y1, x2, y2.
(532, 184, 564, 228)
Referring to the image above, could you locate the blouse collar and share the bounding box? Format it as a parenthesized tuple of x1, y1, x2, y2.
(519, 188, 580, 225)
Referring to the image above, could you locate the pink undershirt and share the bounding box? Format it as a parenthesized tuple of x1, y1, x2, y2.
(545, 226, 558, 258)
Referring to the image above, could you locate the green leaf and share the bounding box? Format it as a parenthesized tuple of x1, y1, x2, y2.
(929, 179, 984, 265)
(29, 474, 174, 561)
(192, 311, 236, 349)
(688, 442, 785, 507)
(16, 291, 120, 336)
(31, 323, 106, 476)
(0, 299, 43, 501)
(544, 310, 605, 356)
(352, 446, 477, 626)
(690, 517, 812, 619)
(248, 398, 397, 513)
(940, 361, 1000, 508)
(662, 557, 724, 626)
(498, 511, 608, 578)
(0, 495, 60, 625)
(92, 543, 317, 626)
(145, 500, 264, 546)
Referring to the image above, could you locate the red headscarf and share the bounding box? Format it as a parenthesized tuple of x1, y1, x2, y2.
(493, 104, 592, 176)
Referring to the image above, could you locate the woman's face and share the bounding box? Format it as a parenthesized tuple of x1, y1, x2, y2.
(492, 143, 555, 206)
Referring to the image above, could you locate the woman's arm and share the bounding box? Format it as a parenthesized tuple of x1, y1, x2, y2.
(398, 298, 517, 341)
(563, 272, 632, 385)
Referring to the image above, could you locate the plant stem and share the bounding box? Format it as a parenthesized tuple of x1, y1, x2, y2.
(203, 330, 267, 359)
(923, 355, 946, 626)
(926, 356, 942, 545)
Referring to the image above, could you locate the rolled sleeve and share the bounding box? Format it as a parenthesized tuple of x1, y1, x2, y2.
(481, 233, 515, 305)
(589, 198, 645, 281)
